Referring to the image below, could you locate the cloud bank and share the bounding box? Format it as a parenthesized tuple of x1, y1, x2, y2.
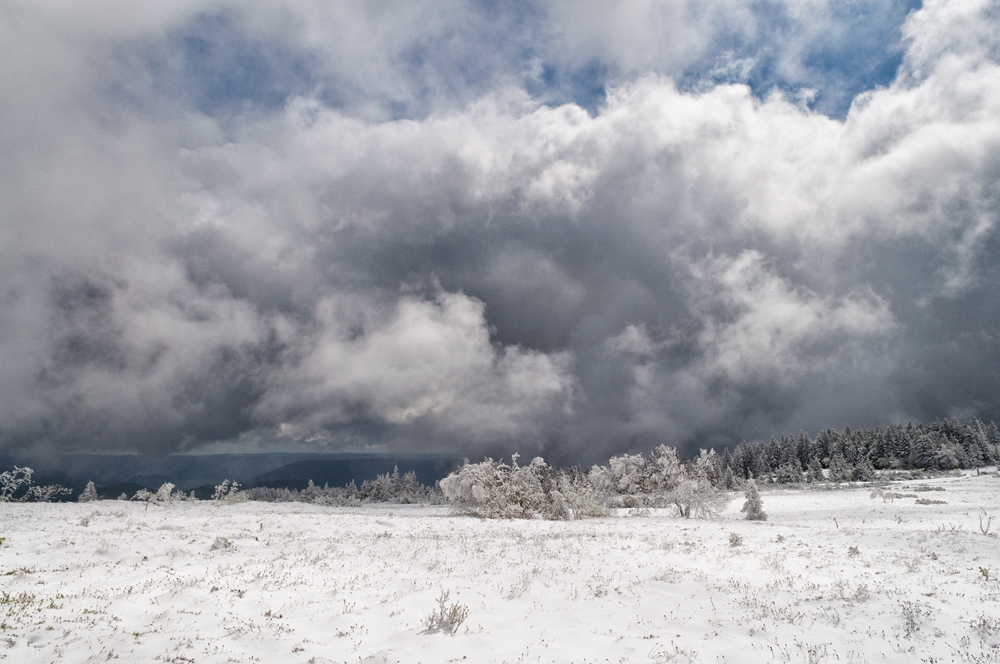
(1, 0, 998, 462)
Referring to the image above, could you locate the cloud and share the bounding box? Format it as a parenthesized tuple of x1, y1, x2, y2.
(1, 0, 999, 459)
(253, 289, 574, 444)
(689, 251, 896, 384)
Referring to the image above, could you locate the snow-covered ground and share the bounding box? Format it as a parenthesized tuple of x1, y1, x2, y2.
(2, 472, 999, 664)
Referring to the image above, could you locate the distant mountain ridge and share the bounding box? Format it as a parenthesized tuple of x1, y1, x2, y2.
(246, 456, 461, 489)
(0, 452, 464, 496)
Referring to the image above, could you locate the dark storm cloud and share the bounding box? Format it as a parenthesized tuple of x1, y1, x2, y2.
(1, 0, 999, 461)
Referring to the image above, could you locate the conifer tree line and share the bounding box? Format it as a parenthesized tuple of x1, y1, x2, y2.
(437, 417, 1000, 519)
(2, 418, 996, 509)
(717, 418, 1000, 487)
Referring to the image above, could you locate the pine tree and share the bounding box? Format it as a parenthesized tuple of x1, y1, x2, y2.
(796, 432, 813, 469)
(78, 480, 99, 502)
(985, 422, 1000, 464)
(852, 458, 876, 482)
(828, 452, 853, 482)
(806, 456, 825, 483)
(911, 433, 939, 469)
(740, 480, 767, 521)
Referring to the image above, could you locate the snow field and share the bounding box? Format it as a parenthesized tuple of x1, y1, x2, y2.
(1, 472, 999, 663)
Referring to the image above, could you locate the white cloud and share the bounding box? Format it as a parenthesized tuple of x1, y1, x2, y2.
(689, 251, 897, 383)
(255, 290, 574, 441)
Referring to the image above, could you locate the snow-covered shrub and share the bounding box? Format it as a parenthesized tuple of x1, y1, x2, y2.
(970, 613, 1000, 641)
(130, 483, 179, 509)
(27, 484, 72, 502)
(589, 446, 729, 518)
(438, 454, 604, 519)
(0, 467, 71, 502)
(440, 455, 551, 519)
(667, 470, 730, 519)
(665, 448, 730, 518)
(212, 480, 248, 504)
(589, 453, 649, 507)
(0, 467, 34, 502)
(155, 483, 176, 503)
(78, 481, 99, 502)
(741, 480, 767, 521)
(442, 448, 727, 520)
(547, 468, 607, 519)
(422, 590, 468, 634)
(131, 488, 155, 509)
(898, 600, 932, 638)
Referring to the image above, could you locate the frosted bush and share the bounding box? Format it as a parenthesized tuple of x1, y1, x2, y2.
(155, 483, 176, 503)
(27, 484, 72, 502)
(0, 467, 34, 502)
(442, 447, 727, 520)
(422, 590, 468, 634)
(1, 466, 71, 503)
(440, 455, 549, 519)
(212, 480, 248, 504)
(548, 470, 608, 519)
(668, 472, 730, 519)
(590, 446, 729, 518)
(439, 454, 606, 519)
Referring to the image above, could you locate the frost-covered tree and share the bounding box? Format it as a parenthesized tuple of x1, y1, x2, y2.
(440, 455, 550, 519)
(0, 467, 33, 502)
(827, 452, 853, 482)
(213, 479, 248, 504)
(1, 466, 69, 502)
(442, 448, 726, 520)
(647, 446, 728, 518)
(646, 446, 685, 490)
(78, 481, 99, 502)
(775, 460, 803, 484)
(131, 488, 155, 509)
(806, 457, 825, 483)
(852, 458, 876, 482)
(741, 480, 767, 521)
(546, 468, 607, 520)
(669, 467, 730, 518)
(155, 483, 176, 503)
(589, 453, 647, 500)
(27, 484, 72, 502)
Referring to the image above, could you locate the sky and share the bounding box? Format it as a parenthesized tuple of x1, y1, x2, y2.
(1, 0, 999, 465)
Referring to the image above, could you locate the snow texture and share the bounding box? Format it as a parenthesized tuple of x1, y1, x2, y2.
(1, 471, 999, 663)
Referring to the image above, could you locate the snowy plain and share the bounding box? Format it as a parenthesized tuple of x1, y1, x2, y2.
(1, 472, 999, 664)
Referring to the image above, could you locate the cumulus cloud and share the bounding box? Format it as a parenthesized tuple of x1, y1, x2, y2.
(1, 0, 999, 459)
(689, 251, 896, 383)
(254, 289, 573, 442)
